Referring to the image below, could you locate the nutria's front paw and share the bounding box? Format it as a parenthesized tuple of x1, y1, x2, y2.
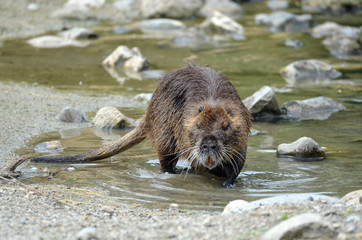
(223, 182, 236, 189)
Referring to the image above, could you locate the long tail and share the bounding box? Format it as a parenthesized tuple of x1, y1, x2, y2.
(31, 118, 147, 163)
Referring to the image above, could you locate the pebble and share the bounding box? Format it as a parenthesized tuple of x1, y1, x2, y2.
(34, 140, 64, 153)
(100, 206, 115, 214)
(92, 107, 136, 129)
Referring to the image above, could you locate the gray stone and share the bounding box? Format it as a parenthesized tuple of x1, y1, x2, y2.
(34, 141, 64, 153)
(222, 200, 249, 214)
(140, 0, 202, 19)
(92, 107, 136, 129)
(58, 28, 98, 40)
(311, 22, 361, 39)
(52, 0, 105, 18)
(112, 26, 132, 34)
(260, 213, 335, 240)
(322, 35, 361, 59)
(59, 107, 86, 123)
(199, 0, 243, 18)
(133, 93, 153, 104)
(301, 0, 361, 14)
(243, 86, 281, 121)
(27, 36, 88, 48)
(132, 19, 186, 32)
(341, 190, 362, 205)
(76, 227, 98, 240)
(267, 0, 289, 10)
(255, 11, 312, 32)
(200, 11, 244, 39)
(284, 38, 303, 48)
(113, 0, 140, 19)
(280, 59, 341, 87)
(281, 96, 345, 121)
(277, 137, 325, 160)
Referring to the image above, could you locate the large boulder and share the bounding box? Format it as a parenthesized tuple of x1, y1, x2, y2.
(199, 0, 243, 18)
(281, 96, 345, 121)
(243, 86, 281, 121)
(255, 11, 312, 32)
(277, 137, 326, 160)
(280, 59, 341, 87)
(140, 0, 202, 19)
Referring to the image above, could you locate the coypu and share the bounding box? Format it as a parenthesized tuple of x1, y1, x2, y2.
(32, 64, 251, 188)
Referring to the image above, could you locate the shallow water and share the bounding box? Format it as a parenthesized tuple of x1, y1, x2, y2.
(1, 3, 362, 210)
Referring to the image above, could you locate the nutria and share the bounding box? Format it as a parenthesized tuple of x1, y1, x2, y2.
(32, 64, 251, 188)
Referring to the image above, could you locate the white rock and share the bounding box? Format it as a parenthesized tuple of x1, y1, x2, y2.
(133, 93, 153, 104)
(260, 213, 335, 240)
(201, 11, 244, 35)
(341, 190, 362, 205)
(311, 22, 361, 39)
(76, 227, 98, 240)
(92, 107, 136, 129)
(53, 0, 105, 17)
(132, 19, 186, 33)
(199, 0, 243, 18)
(34, 141, 64, 153)
(255, 11, 312, 32)
(28, 3, 39, 11)
(222, 200, 249, 214)
(277, 137, 325, 160)
(140, 0, 202, 19)
(27, 36, 89, 48)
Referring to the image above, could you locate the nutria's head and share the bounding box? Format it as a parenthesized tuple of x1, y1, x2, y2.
(184, 102, 249, 171)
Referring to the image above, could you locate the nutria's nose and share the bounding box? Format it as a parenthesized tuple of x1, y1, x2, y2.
(200, 136, 218, 152)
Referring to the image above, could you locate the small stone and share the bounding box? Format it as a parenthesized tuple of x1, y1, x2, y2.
(203, 216, 214, 227)
(199, 0, 243, 18)
(281, 96, 345, 121)
(58, 28, 98, 40)
(92, 107, 136, 129)
(341, 190, 362, 205)
(277, 137, 325, 160)
(76, 227, 98, 240)
(133, 93, 153, 104)
(59, 107, 86, 123)
(311, 22, 361, 39)
(113, 26, 132, 34)
(284, 38, 303, 48)
(322, 35, 361, 59)
(34, 141, 64, 153)
(169, 203, 179, 210)
(255, 11, 312, 32)
(266, 0, 288, 10)
(28, 3, 39, 11)
(260, 213, 335, 240)
(101, 206, 115, 214)
(140, 0, 202, 19)
(222, 199, 249, 214)
(27, 36, 88, 48)
(301, 0, 360, 14)
(243, 86, 281, 121)
(132, 19, 186, 33)
(280, 59, 342, 87)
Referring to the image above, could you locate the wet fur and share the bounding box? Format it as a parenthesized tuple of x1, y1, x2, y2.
(32, 64, 251, 188)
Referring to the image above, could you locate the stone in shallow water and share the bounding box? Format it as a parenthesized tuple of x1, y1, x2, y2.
(311, 22, 361, 39)
(322, 35, 361, 59)
(281, 96, 345, 121)
(277, 137, 325, 160)
(59, 107, 86, 123)
(199, 0, 243, 18)
(92, 107, 136, 129)
(27, 36, 88, 48)
(34, 141, 64, 153)
(200, 11, 244, 36)
(58, 27, 98, 40)
(280, 59, 341, 87)
(255, 11, 312, 32)
(243, 86, 281, 121)
(140, 0, 202, 19)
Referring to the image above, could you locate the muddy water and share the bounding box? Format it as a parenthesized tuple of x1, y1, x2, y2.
(1, 5, 362, 210)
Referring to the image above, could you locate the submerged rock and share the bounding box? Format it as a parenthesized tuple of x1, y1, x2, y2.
(280, 59, 341, 87)
(311, 22, 361, 39)
(199, 0, 243, 18)
(200, 11, 245, 40)
(58, 28, 98, 40)
(173, 28, 211, 48)
(27, 36, 88, 48)
(277, 137, 326, 160)
(59, 107, 86, 123)
(132, 19, 186, 34)
(284, 38, 303, 48)
(92, 107, 136, 129)
(255, 11, 312, 32)
(34, 141, 64, 153)
(140, 0, 202, 19)
(281, 96, 345, 121)
(102, 46, 149, 72)
(322, 35, 361, 59)
(260, 213, 335, 240)
(301, 0, 361, 14)
(243, 86, 281, 121)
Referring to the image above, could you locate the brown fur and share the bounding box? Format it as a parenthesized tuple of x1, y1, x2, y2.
(32, 64, 251, 188)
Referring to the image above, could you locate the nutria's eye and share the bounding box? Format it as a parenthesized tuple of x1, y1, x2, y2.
(225, 108, 232, 116)
(198, 106, 204, 113)
(222, 123, 230, 131)
(196, 124, 201, 130)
